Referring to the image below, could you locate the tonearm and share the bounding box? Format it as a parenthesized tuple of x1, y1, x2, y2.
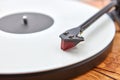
(60, 0, 120, 50)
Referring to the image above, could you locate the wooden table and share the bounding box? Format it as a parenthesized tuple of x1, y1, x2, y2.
(73, 0, 120, 80)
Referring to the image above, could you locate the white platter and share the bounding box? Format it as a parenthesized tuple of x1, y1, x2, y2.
(0, 0, 115, 74)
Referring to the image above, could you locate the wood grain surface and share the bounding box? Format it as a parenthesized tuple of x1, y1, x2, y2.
(73, 0, 120, 80)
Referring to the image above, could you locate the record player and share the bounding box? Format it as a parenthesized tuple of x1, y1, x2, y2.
(0, 0, 119, 80)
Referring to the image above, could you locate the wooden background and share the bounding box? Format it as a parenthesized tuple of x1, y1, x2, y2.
(73, 0, 120, 80)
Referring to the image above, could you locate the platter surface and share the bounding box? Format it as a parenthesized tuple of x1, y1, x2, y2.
(0, 0, 115, 74)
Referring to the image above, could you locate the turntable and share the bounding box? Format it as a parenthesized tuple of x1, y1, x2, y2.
(0, 0, 119, 80)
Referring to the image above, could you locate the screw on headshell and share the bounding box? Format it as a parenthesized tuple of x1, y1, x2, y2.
(63, 32, 69, 35)
(69, 35, 74, 39)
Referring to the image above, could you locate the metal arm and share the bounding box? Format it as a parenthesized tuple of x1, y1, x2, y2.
(59, 0, 118, 50)
(79, 0, 117, 33)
